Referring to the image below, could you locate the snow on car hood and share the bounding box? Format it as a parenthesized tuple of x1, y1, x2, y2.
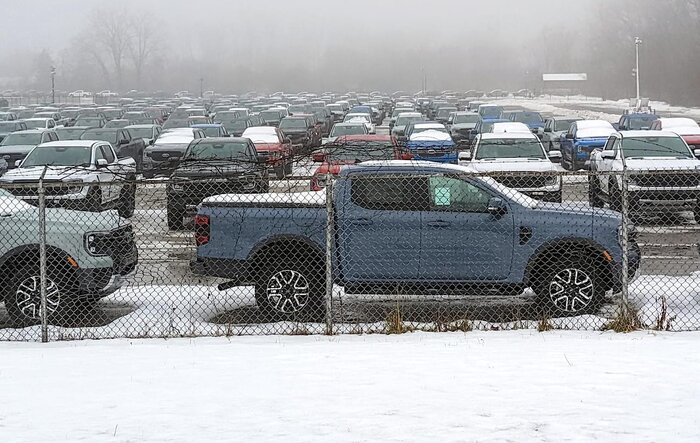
(623, 157, 700, 171)
(467, 159, 559, 173)
(1, 166, 94, 182)
(410, 130, 452, 142)
(669, 127, 700, 136)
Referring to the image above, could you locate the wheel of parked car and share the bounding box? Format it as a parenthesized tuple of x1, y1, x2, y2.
(609, 180, 622, 212)
(254, 255, 325, 322)
(167, 200, 185, 230)
(117, 182, 136, 218)
(535, 253, 603, 316)
(86, 187, 103, 212)
(5, 260, 73, 327)
(588, 175, 605, 208)
(284, 160, 293, 176)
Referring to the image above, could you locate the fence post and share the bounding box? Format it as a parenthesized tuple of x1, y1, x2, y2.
(324, 173, 334, 335)
(619, 167, 631, 318)
(38, 167, 48, 343)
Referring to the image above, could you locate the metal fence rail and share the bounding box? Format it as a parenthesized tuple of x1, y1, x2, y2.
(0, 162, 699, 341)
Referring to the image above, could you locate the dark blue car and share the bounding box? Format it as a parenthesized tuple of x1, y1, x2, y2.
(560, 120, 616, 170)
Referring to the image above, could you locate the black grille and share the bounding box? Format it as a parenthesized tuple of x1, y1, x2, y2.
(151, 151, 182, 162)
(496, 176, 548, 189)
(631, 173, 700, 188)
(91, 225, 135, 258)
(6, 182, 81, 197)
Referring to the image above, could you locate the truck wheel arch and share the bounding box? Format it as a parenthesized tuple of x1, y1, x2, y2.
(524, 238, 614, 292)
(247, 235, 325, 281)
(0, 245, 80, 295)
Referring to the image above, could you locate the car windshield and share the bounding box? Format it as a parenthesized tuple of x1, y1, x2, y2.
(55, 128, 87, 140)
(82, 131, 118, 143)
(24, 119, 47, 128)
(555, 120, 578, 131)
(480, 107, 503, 118)
(186, 142, 250, 160)
(628, 116, 658, 130)
(453, 114, 480, 124)
(1, 133, 42, 146)
(21, 146, 92, 167)
(475, 139, 546, 160)
(331, 125, 366, 137)
(437, 108, 457, 117)
(326, 144, 394, 162)
(515, 112, 543, 124)
(395, 115, 422, 126)
(260, 111, 281, 120)
(223, 120, 249, 130)
(0, 122, 19, 131)
(200, 127, 223, 137)
(622, 137, 692, 158)
(128, 128, 154, 139)
(76, 118, 101, 125)
(280, 119, 307, 129)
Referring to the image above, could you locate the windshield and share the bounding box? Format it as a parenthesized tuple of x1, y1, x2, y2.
(128, 128, 154, 139)
(480, 107, 503, 119)
(81, 131, 118, 143)
(201, 127, 223, 137)
(0, 122, 19, 131)
(260, 111, 281, 120)
(326, 144, 394, 162)
(186, 142, 250, 160)
(437, 108, 457, 117)
(22, 146, 92, 167)
(1, 133, 42, 146)
(75, 118, 101, 125)
(453, 114, 480, 124)
(622, 137, 692, 158)
(475, 139, 546, 160)
(223, 120, 248, 130)
(555, 120, 577, 132)
(515, 112, 543, 124)
(280, 119, 307, 129)
(395, 115, 422, 126)
(24, 120, 47, 128)
(628, 116, 658, 130)
(331, 125, 367, 137)
(55, 128, 87, 140)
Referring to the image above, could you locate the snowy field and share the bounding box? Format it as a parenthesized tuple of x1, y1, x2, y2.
(2, 331, 699, 442)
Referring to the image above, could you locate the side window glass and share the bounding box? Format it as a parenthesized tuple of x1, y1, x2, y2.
(351, 176, 427, 211)
(101, 145, 115, 163)
(604, 137, 616, 151)
(94, 146, 106, 163)
(612, 139, 621, 156)
(428, 176, 491, 213)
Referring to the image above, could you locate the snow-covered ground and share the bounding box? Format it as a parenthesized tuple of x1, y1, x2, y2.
(2, 331, 699, 442)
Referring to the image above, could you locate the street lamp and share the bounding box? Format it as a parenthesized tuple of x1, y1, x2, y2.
(634, 37, 642, 104)
(50, 66, 56, 104)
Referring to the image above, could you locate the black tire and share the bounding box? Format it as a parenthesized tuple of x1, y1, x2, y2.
(535, 253, 603, 316)
(274, 165, 285, 180)
(284, 160, 293, 176)
(254, 255, 325, 322)
(588, 174, 605, 208)
(117, 183, 136, 218)
(609, 180, 622, 212)
(4, 260, 73, 327)
(167, 199, 185, 230)
(85, 187, 102, 212)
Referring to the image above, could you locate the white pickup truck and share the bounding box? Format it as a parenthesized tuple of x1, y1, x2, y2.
(459, 133, 563, 202)
(589, 130, 700, 221)
(0, 140, 137, 218)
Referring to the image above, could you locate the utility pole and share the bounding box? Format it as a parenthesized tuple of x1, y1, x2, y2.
(50, 66, 56, 104)
(634, 37, 642, 104)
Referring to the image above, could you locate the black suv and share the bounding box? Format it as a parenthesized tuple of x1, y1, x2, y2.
(166, 137, 270, 230)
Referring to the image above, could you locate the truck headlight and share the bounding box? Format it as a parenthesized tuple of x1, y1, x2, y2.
(545, 176, 561, 187)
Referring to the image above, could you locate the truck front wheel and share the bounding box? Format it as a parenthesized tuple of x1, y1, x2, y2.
(255, 256, 325, 322)
(535, 253, 603, 316)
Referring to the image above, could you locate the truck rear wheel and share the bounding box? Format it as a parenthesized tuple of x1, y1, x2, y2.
(255, 255, 325, 322)
(167, 200, 185, 230)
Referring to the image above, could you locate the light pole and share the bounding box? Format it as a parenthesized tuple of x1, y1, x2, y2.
(50, 66, 56, 104)
(634, 37, 642, 104)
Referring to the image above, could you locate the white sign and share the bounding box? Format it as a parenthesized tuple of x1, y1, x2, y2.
(542, 73, 588, 82)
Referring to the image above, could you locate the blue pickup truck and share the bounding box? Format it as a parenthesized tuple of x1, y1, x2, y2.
(191, 161, 640, 321)
(560, 120, 616, 170)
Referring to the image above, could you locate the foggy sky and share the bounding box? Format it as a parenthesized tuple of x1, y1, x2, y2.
(4, 0, 594, 56)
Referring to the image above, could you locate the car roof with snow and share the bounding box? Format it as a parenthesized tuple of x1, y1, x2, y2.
(577, 120, 614, 129)
(414, 123, 445, 129)
(490, 122, 532, 133)
(37, 140, 103, 148)
(658, 117, 698, 128)
(480, 132, 539, 140)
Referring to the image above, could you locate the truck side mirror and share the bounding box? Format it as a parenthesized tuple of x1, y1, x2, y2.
(96, 159, 109, 168)
(458, 150, 472, 162)
(601, 150, 616, 160)
(565, 133, 574, 139)
(543, 127, 552, 133)
(548, 150, 562, 163)
(695, 149, 700, 159)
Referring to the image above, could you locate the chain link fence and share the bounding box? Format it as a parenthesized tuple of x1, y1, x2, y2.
(1, 147, 699, 341)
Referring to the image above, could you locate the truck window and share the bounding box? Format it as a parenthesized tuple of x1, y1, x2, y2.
(100, 145, 115, 163)
(429, 176, 491, 213)
(351, 176, 428, 211)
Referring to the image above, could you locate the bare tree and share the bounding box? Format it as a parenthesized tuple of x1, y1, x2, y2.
(85, 7, 131, 91)
(127, 21, 155, 90)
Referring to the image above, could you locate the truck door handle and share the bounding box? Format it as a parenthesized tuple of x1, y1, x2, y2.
(427, 221, 451, 228)
(349, 218, 373, 226)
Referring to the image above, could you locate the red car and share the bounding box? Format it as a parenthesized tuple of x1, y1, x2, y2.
(310, 135, 412, 191)
(242, 127, 294, 178)
(650, 118, 700, 150)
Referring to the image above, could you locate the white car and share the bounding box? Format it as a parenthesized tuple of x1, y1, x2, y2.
(343, 113, 375, 134)
(23, 118, 57, 130)
(589, 130, 700, 221)
(97, 90, 118, 97)
(459, 132, 563, 202)
(324, 122, 368, 144)
(68, 90, 92, 98)
(490, 122, 532, 134)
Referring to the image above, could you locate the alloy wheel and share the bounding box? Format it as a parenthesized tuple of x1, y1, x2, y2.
(548, 268, 594, 313)
(266, 270, 310, 314)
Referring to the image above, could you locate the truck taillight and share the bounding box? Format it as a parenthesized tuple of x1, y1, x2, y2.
(194, 215, 210, 246)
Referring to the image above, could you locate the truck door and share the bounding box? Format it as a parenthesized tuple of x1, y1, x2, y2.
(420, 175, 514, 281)
(335, 175, 426, 283)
